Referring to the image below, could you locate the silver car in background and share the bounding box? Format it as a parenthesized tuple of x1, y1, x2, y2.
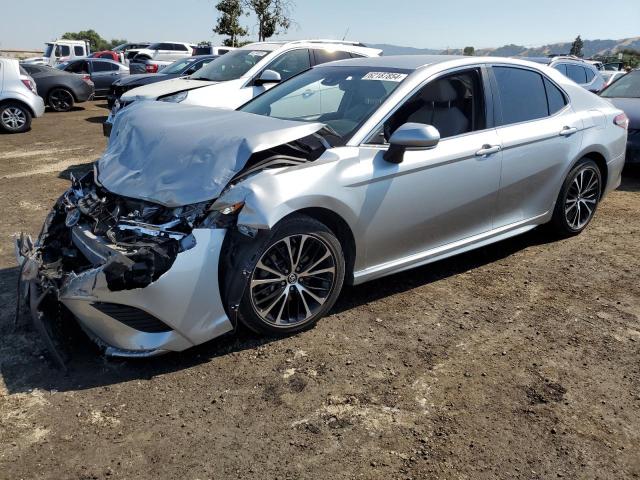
(17, 55, 627, 362)
(0, 58, 45, 133)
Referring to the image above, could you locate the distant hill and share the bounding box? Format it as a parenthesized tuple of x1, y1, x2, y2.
(370, 36, 640, 58)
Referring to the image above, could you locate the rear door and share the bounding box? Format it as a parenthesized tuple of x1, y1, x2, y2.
(90, 61, 118, 94)
(490, 65, 584, 227)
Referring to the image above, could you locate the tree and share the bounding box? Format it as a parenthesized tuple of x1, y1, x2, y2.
(569, 35, 584, 58)
(213, 0, 248, 47)
(61, 30, 126, 51)
(463, 46, 475, 56)
(245, 0, 293, 41)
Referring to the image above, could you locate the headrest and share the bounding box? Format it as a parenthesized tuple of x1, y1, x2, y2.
(419, 79, 458, 102)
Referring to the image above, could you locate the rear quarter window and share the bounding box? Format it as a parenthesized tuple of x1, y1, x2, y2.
(566, 64, 587, 84)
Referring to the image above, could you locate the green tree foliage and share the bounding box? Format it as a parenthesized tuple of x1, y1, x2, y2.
(245, 0, 293, 41)
(61, 29, 126, 51)
(214, 0, 248, 47)
(569, 35, 584, 58)
(463, 46, 475, 56)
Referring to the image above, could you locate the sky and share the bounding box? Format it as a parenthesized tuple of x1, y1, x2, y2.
(1, 0, 639, 51)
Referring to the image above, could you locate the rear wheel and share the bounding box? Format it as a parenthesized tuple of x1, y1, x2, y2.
(550, 158, 602, 236)
(48, 88, 75, 112)
(0, 102, 32, 133)
(234, 215, 346, 335)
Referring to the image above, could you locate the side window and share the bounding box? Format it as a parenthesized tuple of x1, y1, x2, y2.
(553, 64, 567, 75)
(584, 67, 595, 83)
(174, 44, 189, 51)
(66, 61, 88, 74)
(159, 43, 173, 50)
(109, 62, 121, 71)
(313, 49, 352, 65)
(60, 45, 71, 56)
(565, 64, 587, 84)
(92, 61, 111, 72)
(265, 49, 311, 82)
(543, 78, 567, 115)
(74, 46, 84, 56)
(380, 68, 485, 141)
(494, 66, 548, 124)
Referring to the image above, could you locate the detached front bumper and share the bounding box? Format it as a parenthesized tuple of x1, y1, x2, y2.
(16, 228, 234, 358)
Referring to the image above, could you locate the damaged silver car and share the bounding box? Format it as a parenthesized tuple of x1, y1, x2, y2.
(16, 55, 627, 361)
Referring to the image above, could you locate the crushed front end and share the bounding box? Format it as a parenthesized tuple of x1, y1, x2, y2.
(15, 171, 234, 362)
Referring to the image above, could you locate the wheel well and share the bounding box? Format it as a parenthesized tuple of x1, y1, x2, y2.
(0, 98, 34, 117)
(293, 207, 357, 284)
(583, 152, 608, 194)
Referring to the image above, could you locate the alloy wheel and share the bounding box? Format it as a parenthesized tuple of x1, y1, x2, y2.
(249, 234, 337, 327)
(564, 166, 600, 230)
(1, 107, 27, 130)
(49, 89, 74, 112)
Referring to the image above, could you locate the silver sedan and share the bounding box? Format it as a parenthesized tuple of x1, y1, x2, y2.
(17, 55, 628, 361)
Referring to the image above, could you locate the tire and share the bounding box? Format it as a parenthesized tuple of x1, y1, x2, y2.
(48, 88, 75, 112)
(0, 102, 32, 133)
(550, 158, 602, 236)
(230, 215, 346, 335)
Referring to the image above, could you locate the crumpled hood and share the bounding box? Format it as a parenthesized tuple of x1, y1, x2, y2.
(121, 77, 215, 101)
(97, 101, 325, 207)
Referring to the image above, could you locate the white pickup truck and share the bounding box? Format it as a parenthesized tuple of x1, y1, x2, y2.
(22, 40, 91, 66)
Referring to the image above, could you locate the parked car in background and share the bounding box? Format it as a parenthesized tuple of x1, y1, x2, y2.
(0, 58, 45, 132)
(91, 51, 123, 63)
(22, 64, 94, 112)
(528, 56, 605, 93)
(112, 43, 151, 63)
(21, 40, 90, 66)
(104, 40, 382, 135)
(601, 71, 626, 90)
(20, 55, 627, 359)
(107, 55, 219, 109)
(129, 59, 172, 74)
(192, 45, 235, 56)
(132, 42, 194, 63)
(600, 70, 640, 164)
(57, 58, 129, 97)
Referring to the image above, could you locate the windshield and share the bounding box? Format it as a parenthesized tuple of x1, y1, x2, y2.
(44, 44, 54, 58)
(191, 49, 269, 81)
(162, 58, 196, 74)
(240, 66, 410, 144)
(601, 71, 640, 98)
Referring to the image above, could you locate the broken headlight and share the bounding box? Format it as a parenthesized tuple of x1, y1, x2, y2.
(159, 90, 188, 103)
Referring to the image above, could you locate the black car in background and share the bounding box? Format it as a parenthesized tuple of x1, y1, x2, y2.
(22, 64, 95, 112)
(107, 55, 218, 108)
(601, 70, 640, 165)
(57, 59, 129, 97)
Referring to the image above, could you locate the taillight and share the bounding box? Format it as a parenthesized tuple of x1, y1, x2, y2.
(21, 79, 37, 94)
(145, 64, 159, 73)
(81, 74, 93, 85)
(614, 113, 629, 130)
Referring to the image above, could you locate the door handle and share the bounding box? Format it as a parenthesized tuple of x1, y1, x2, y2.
(302, 90, 315, 98)
(475, 144, 501, 156)
(559, 126, 578, 136)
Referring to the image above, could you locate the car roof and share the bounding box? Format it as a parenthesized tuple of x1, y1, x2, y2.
(316, 54, 465, 70)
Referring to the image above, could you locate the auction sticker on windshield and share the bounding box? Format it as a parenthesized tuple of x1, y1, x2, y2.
(362, 72, 408, 82)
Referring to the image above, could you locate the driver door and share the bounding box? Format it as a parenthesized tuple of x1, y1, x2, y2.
(354, 68, 503, 270)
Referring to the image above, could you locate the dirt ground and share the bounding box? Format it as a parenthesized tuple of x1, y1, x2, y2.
(0, 101, 639, 480)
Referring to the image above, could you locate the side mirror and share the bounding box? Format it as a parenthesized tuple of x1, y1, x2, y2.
(383, 122, 440, 164)
(255, 69, 282, 86)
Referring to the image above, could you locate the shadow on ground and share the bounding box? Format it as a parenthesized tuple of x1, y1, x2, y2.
(85, 116, 108, 124)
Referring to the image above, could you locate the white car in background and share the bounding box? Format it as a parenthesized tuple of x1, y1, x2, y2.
(131, 42, 195, 63)
(0, 58, 45, 133)
(104, 40, 382, 135)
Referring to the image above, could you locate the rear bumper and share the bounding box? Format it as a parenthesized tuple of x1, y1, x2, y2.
(16, 228, 234, 358)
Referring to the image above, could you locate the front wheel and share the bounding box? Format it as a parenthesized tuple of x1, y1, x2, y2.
(0, 102, 32, 133)
(550, 158, 602, 236)
(233, 215, 346, 335)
